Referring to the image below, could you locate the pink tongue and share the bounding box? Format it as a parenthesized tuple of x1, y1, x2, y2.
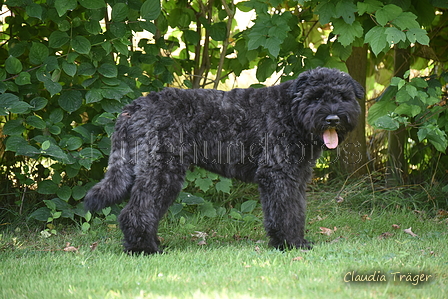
(323, 129, 338, 149)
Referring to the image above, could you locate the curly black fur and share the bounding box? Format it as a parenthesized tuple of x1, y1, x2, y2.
(84, 67, 363, 254)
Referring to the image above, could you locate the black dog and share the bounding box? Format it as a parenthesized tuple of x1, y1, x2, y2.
(84, 67, 363, 254)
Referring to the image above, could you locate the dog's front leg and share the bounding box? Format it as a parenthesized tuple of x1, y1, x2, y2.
(256, 168, 312, 250)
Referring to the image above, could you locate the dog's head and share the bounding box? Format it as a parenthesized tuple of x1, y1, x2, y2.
(290, 67, 363, 149)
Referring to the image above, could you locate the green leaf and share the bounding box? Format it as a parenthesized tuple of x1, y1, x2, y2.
(169, 203, 184, 216)
(365, 26, 388, 56)
(415, 0, 437, 26)
(247, 31, 265, 51)
(65, 136, 83, 150)
(26, 115, 46, 129)
(139, 21, 157, 34)
(85, 20, 102, 35)
(199, 201, 217, 218)
(98, 63, 118, 78)
(265, 36, 283, 57)
(0, 93, 32, 115)
(373, 115, 400, 130)
(94, 112, 115, 126)
(406, 84, 418, 98)
(183, 30, 200, 44)
(332, 41, 352, 61)
(0, 93, 19, 115)
(396, 88, 411, 103)
(367, 97, 397, 126)
(8, 41, 27, 57)
(427, 131, 448, 152)
(195, 177, 213, 192)
(6, 136, 40, 156)
(167, 8, 192, 28)
(110, 22, 127, 38)
(48, 31, 70, 49)
(15, 72, 31, 85)
(79, 148, 103, 162)
(29, 207, 52, 222)
(315, 1, 335, 25)
(26, 3, 43, 19)
(394, 103, 421, 117)
(5, 56, 23, 74)
(51, 198, 72, 214)
(43, 143, 70, 162)
(81, 222, 91, 232)
(71, 36, 91, 54)
(65, 163, 80, 178)
(49, 108, 64, 123)
(112, 40, 129, 56)
(410, 77, 428, 88)
(357, 0, 382, 15)
(417, 127, 429, 141)
(256, 58, 276, 82)
(391, 76, 406, 89)
(240, 200, 257, 213)
(58, 90, 82, 113)
(72, 124, 102, 141)
(215, 178, 232, 194)
(58, 20, 71, 31)
(71, 185, 86, 201)
(141, 0, 161, 21)
(37, 180, 59, 195)
(375, 4, 402, 26)
(30, 97, 48, 111)
(56, 185, 72, 201)
(392, 12, 419, 30)
(335, 0, 357, 24)
(78, 62, 96, 76)
(29, 42, 49, 65)
(52, 171, 62, 184)
(101, 81, 132, 100)
(229, 209, 242, 220)
(186, 169, 201, 181)
(385, 27, 406, 46)
(333, 19, 363, 46)
(44, 80, 63, 96)
(42, 140, 51, 150)
(406, 28, 429, 45)
(236, 2, 252, 12)
(102, 206, 111, 216)
(418, 126, 448, 152)
(263, 14, 291, 55)
(3, 119, 25, 135)
(62, 61, 77, 77)
(209, 22, 227, 41)
(55, 0, 77, 16)
(49, 125, 62, 135)
(179, 193, 205, 205)
(85, 89, 103, 103)
(78, 0, 105, 9)
(9, 101, 33, 114)
(112, 3, 129, 22)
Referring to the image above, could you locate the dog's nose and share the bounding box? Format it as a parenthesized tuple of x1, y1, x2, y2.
(325, 115, 340, 126)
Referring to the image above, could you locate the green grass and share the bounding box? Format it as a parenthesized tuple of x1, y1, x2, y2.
(1, 192, 448, 299)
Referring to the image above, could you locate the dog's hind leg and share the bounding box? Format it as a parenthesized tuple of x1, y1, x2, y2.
(118, 162, 187, 254)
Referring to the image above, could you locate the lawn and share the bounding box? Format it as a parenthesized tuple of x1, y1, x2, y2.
(1, 190, 447, 299)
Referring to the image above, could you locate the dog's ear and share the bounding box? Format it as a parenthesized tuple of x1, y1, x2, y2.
(351, 79, 365, 99)
(293, 72, 310, 94)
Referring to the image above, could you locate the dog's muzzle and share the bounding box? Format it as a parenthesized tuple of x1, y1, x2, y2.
(323, 115, 340, 149)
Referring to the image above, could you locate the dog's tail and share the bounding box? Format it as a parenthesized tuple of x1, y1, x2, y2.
(84, 112, 134, 212)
